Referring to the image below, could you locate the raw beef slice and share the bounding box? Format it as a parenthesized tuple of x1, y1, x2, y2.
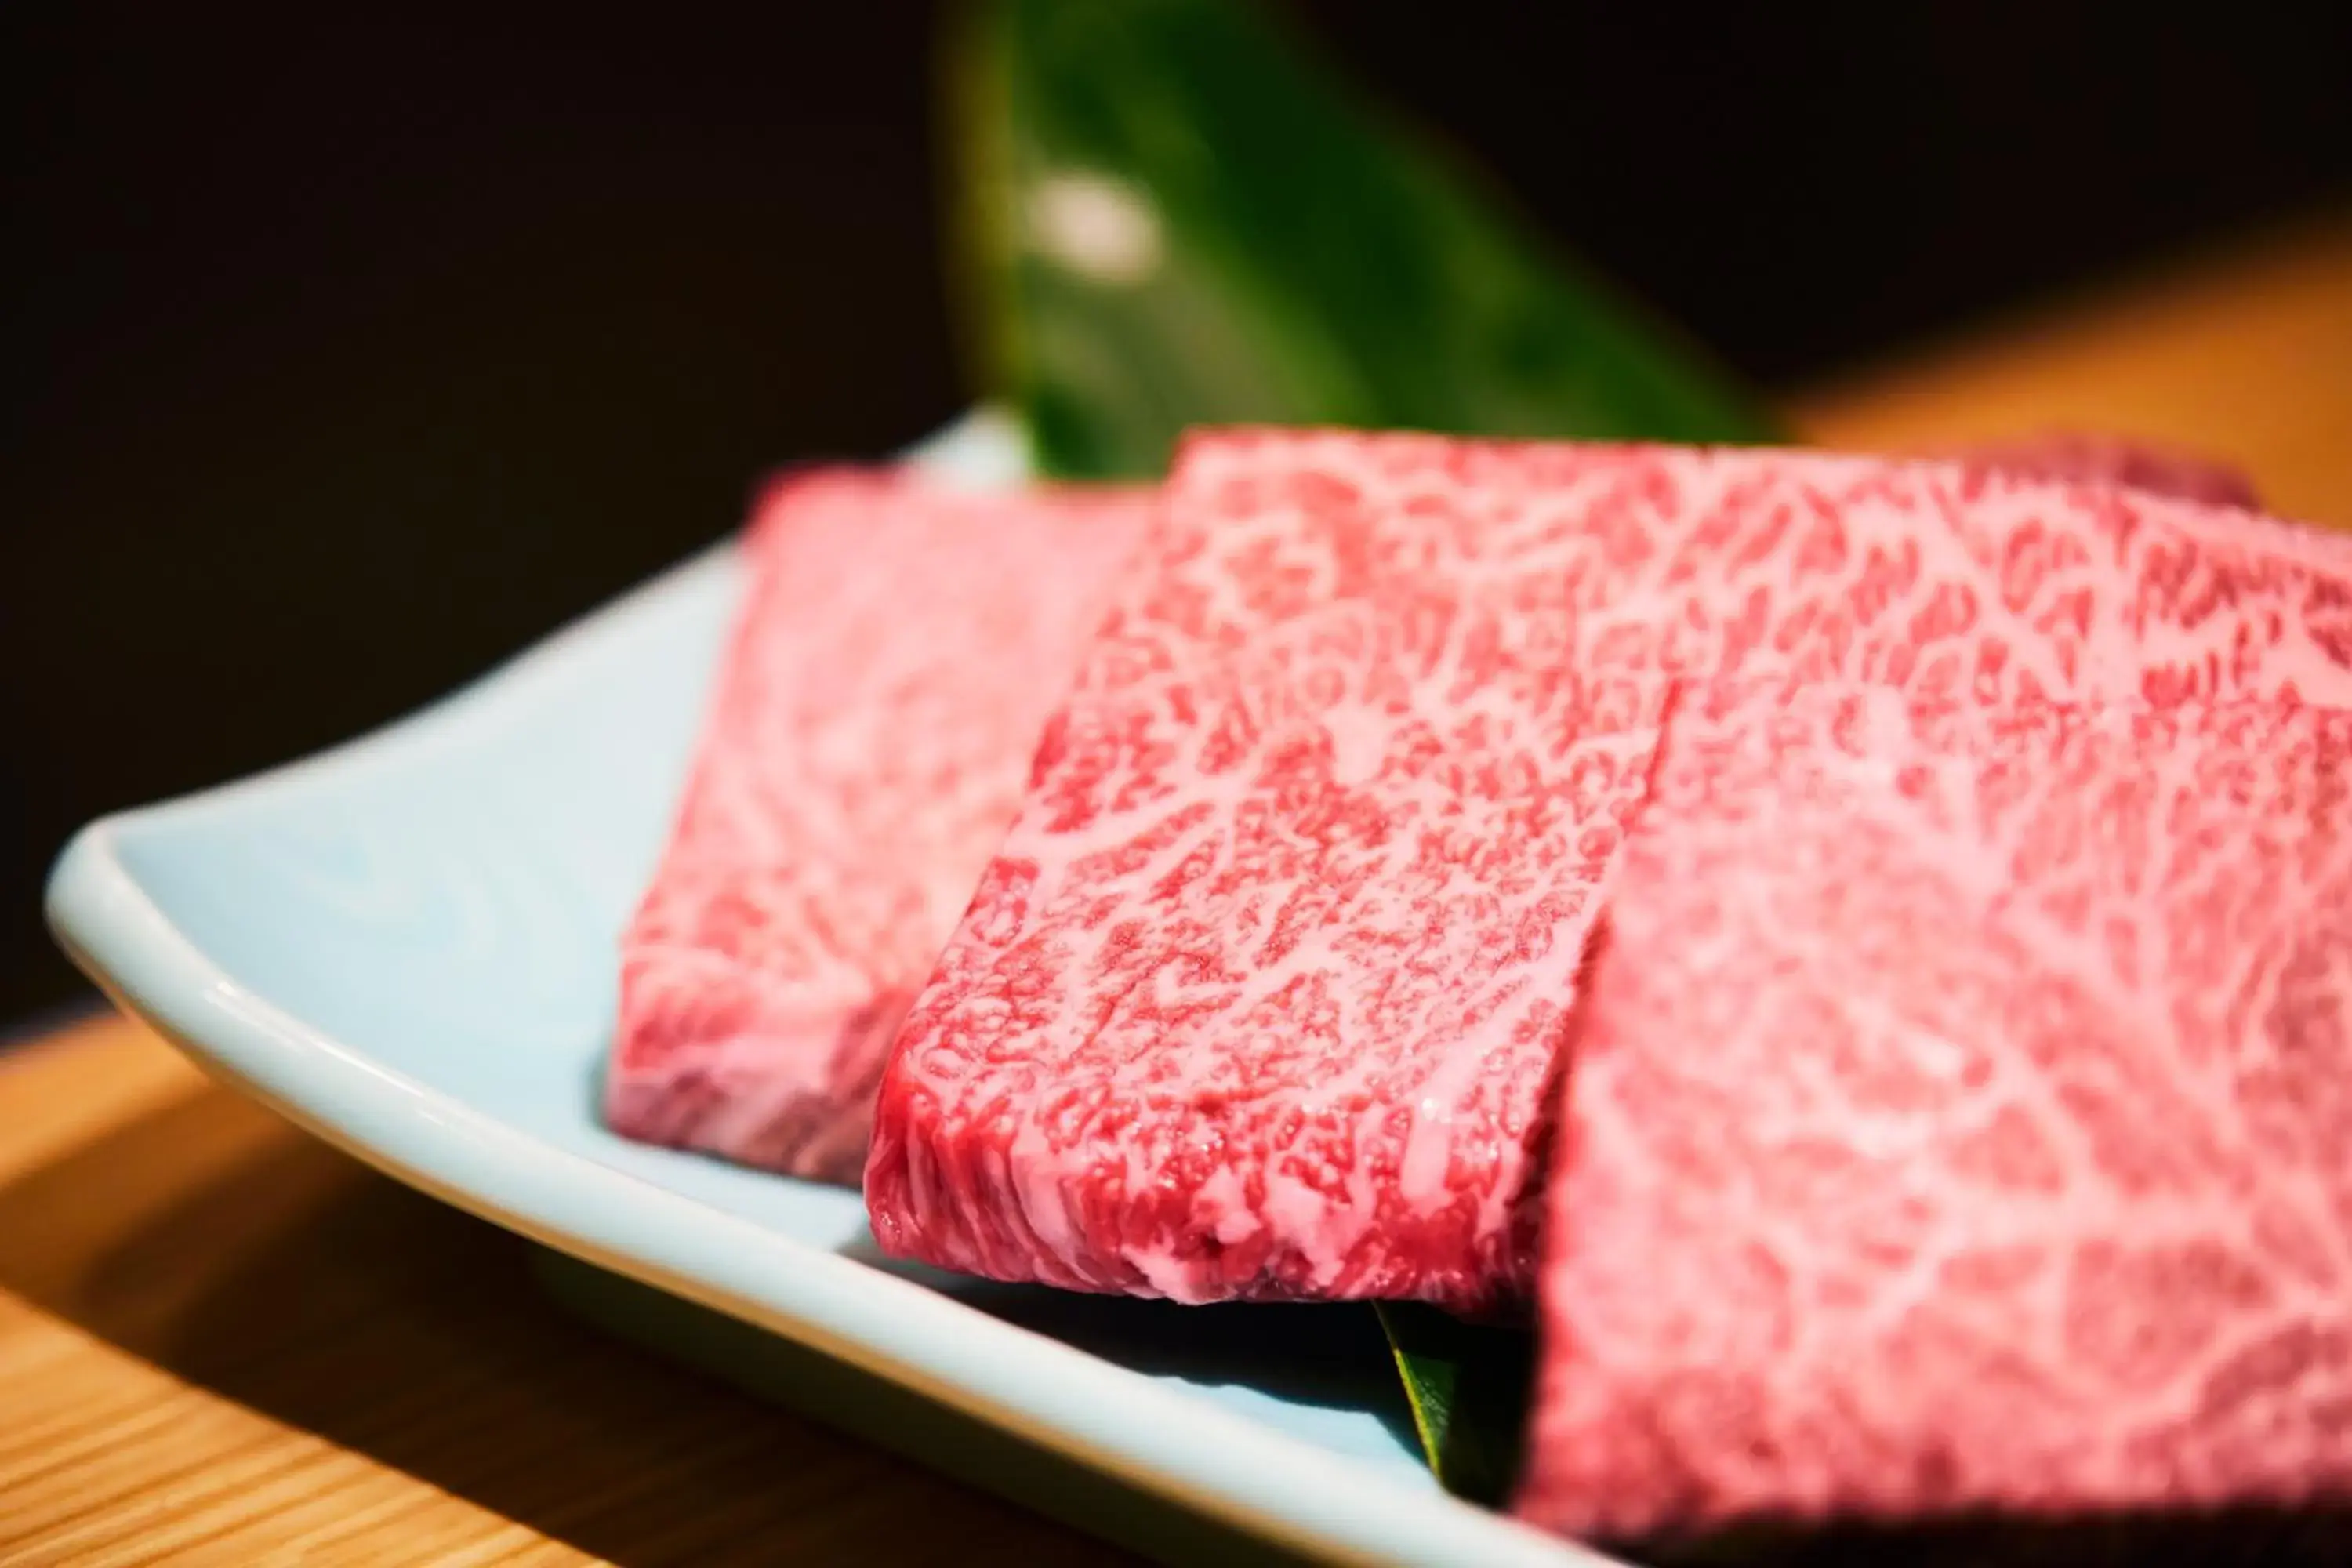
(1950, 430, 2263, 511)
(864, 433, 1682, 1308)
(866, 428, 2352, 1306)
(608, 467, 1150, 1183)
(1550, 438, 2352, 721)
(1519, 687, 2352, 1541)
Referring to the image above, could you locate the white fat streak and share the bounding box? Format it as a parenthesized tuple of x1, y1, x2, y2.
(1128, 1244, 1211, 1304)
(1325, 705, 1389, 784)
(1261, 1170, 1348, 1289)
(1009, 1112, 1078, 1267)
(1193, 1165, 1260, 1247)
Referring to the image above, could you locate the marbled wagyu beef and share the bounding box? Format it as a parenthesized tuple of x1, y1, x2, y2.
(1518, 688, 2352, 1539)
(865, 434, 1673, 1308)
(865, 429, 2352, 1307)
(1951, 430, 2263, 513)
(607, 468, 1149, 1183)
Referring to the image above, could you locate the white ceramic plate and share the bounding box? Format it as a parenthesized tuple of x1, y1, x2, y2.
(46, 411, 1605, 1567)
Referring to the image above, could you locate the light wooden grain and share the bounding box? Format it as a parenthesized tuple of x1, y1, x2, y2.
(0, 1016, 1127, 1566)
(5, 212, 2350, 1567)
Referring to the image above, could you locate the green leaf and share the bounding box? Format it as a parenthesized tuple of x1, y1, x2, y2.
(945, 0, 1785, 482)
(1374, 1302, 1535, 1508)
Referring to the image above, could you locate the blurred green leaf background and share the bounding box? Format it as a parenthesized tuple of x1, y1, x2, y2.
(949, 0, 1783, 482)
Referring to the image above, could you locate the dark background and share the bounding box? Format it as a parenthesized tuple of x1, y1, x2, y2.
(5, 2, 2349, 1022)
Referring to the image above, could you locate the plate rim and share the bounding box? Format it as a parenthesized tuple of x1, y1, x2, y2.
(42, 411, 1601, 1568)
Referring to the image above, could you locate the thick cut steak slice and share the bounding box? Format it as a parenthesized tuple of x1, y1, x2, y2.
(607, 469, 1149, 1183)
(867, 430, 2352, 1307)
(1519, 688, 2352, 1541)
(866, 435, 1680, 1308)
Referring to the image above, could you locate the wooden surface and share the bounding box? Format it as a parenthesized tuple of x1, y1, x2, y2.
(4, 212, 2350, 1568)
(0, 1014, 1125, 1567)
(1790, 208, 2352, 529)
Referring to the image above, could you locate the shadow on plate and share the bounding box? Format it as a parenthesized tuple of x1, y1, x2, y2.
(537, 1248, 1352, 1568)
(581, 1051, 1425, 1479)
(831, 1231, 1427, 1447)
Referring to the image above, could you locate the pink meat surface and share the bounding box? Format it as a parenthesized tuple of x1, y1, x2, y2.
(1519, 688, 2352, 1541)
(865, 430, 2352, 1307)
(1548, 440, 2352, 719)
(607, 467, 1149, 1183)
(1951, 430, 2263, 511)
(865, 437, 1675, 1308)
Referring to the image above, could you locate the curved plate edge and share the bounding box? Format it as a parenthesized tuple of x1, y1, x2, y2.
(38, 403, 1602, 1568)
